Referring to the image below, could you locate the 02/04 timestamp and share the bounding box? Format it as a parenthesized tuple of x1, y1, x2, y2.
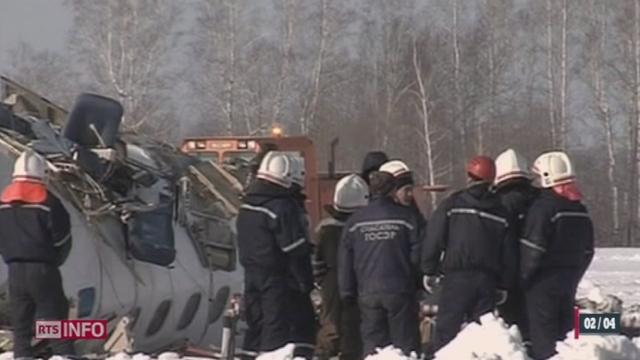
(579, 313, 621, 335)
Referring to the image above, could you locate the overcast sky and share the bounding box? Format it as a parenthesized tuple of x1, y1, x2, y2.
(0, 0, 70, 73)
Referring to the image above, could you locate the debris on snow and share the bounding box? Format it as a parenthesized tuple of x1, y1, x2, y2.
(364, 345, 420, 360)
(576, 280, 623, 314)
(434, 312, 529, 360)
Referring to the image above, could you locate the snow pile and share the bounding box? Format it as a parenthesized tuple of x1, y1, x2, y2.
(434, 312, 529, 360)
(253, 344, 309, 360)
(364, 346, 420, 360)
(255, 344, 295, 360)
(552, 332, 640, 360)
(427, 311, 640, 360)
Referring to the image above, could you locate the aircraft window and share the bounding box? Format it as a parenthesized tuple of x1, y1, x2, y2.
(128, 194, 176, 267)
(128, 307, 141, 330)
(177, 293, 202, 330)
(77, 287, 96, 318)
(146, 300, 172, 336)
(208, 286, 230, 324)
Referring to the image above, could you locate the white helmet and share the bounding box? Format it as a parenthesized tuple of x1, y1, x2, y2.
(495, 148, 531, 185)
(290, 154, 306, 187)
(13, 150, 47, 182)
(379, 160, 411, 177)
(257, 151, 293, 188)
(333, 174, 369, 213)
(532, 151, 575, 188)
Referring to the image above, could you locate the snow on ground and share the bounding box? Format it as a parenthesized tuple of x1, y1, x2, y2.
(433, 313, 529, 360)
(364, 346, 420, 360)
(579, 248, 640, 307)
(553, 332, 640, 360)
(365, 313, 640, 360)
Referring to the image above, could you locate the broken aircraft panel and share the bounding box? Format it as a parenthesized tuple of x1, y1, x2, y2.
(0, 77, 246, 354)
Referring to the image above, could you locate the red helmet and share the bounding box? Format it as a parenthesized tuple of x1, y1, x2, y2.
(466, 155, 496, 183)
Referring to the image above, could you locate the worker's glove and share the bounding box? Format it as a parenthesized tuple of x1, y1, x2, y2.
(496, 289, 508, 306)
(422, 275, 440, 294)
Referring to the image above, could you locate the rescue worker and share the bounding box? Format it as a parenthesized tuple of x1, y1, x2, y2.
(493, 149, 540, 340)
(287, 153, 317, 359)
(360, 151, 389, 186)
(421, 155, 517, 352)
(0, 150, 76, 358)
(236, 151, 314, 358)
(244, 142, 279, 190)
(313, 174, 369, 360)
(520, 151, 594, 360)
(368, 159, 427, 238)
(339, 160, 422, 356)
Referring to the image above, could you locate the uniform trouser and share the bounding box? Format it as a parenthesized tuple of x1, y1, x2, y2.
(433, 271, 497, 352)
(358, 293, 419, 357)
(525, 269, 580, 360)
(339, 299, 362, 360)
(8, 262, 75, 359)
(242, 269, 290, 355)
(316, 270, 362, 360)
(498, 286, 529, 340)
(287, 290, 317, 359)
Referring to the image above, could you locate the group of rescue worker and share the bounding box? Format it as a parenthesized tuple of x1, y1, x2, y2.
(236, 147, 594, 360)
(0, 144, 593, 360)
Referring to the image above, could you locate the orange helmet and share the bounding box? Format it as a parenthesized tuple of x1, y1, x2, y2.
(466, 155, 496, 183)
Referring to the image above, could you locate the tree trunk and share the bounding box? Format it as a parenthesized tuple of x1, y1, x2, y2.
(271, 0, 296, 126)
(591, 1, 619, 236)
(225, 0, 236, 135)
(453, 0, 465, 158)
(633, 0, 640, 246)
(413, 40, 437, 209)
(547, 0, 557, 148)
(301, 0, 328, 135)
(559, 0, 568, 149)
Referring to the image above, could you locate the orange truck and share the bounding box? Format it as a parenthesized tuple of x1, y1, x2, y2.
(180, 134, 348, 232)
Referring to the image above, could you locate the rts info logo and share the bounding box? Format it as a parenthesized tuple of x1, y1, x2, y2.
(35, 320, 108, 340)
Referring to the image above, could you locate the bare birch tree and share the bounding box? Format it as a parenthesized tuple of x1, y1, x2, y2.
(68, 0, 181, 138)
(271, 0, 297, 127)
(299, 0, 328, 135)
(632, 0, 640, 246)
(559, 0, 569, 149)
(5, 42, 79, 108)
(586, 0, 620, 236)
(412, 39, 435, 207)
(546, 0, 558, 148)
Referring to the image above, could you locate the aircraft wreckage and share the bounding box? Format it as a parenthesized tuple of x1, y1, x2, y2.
(0, 76, 247, 357)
